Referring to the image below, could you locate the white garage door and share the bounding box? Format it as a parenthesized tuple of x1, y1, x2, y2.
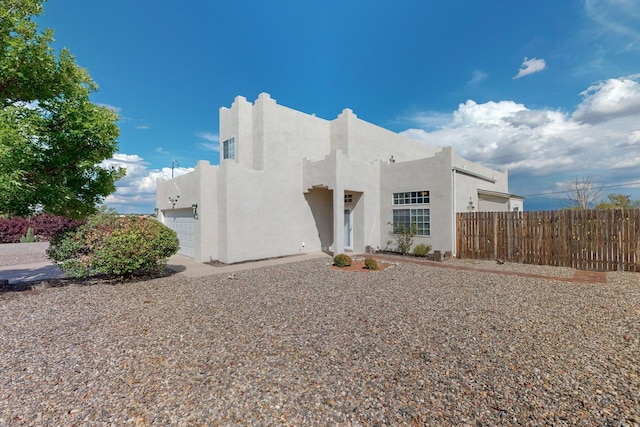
(163, 209, 195, 257)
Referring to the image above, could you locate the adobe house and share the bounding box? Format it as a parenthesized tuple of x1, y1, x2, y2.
(156, 93, 523, 263)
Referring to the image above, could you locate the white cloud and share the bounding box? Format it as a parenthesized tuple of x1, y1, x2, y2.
(627, 130, 640, 145)
(98, 103, 122, 113)
(399, 111, 451, 131)
(452, 100, 526, 127)
(196, 131, 220, 152)
(467, 70, 488, 85)
(197, 132, 219, 142)
(572, 75, 640, 123)
(504, 110, 552, 128)
(401, 75, 640, 203)
(101, 154, 194, 213)
(585, 0, 640, 50)
(513, 57, 547, 79)
(104, 153, 144, 164)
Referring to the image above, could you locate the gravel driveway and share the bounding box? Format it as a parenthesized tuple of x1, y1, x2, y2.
(0, 255, 638, 425)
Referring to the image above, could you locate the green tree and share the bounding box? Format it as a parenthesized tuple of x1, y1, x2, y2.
(0, 0, 124, 218)
(595, 193, 640, 209)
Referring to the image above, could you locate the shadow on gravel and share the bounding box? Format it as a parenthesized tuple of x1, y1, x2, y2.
(166, 264, 187, 273)
(0, 268, 180, 294)
(0, 265, 65, 283)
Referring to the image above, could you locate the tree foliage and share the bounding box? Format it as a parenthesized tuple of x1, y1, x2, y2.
(595, 193, 640, 210)
(0, 0, 124, 218)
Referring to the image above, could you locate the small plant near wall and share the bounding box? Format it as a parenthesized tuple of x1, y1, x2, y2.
(413, 243, 432, 257)
(388, 222, 417, 255)
(19, 227, 36, 243)
(364, 257, 378, 270)
(333, 253, 352, 267)
(384, 240, 393, 251)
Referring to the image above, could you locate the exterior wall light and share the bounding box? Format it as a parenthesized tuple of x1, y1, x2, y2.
(467, 197, 475, 211)
(192, 203, 198, 219)
(154, 207, 159, 218)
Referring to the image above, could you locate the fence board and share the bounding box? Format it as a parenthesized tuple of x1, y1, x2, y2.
(456, 209, 640, 272)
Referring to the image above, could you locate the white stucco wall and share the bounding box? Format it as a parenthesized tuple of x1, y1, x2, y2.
(218, 93, 335, 263)
(331, 108, 439, 163)
(196, 161, 218, 261)
(380, 150, 454, 253)
(478, 195, 508, 212)
(509, 198, 524, 212)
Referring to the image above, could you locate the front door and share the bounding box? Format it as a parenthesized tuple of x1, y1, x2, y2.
(344, 209, 352, 249)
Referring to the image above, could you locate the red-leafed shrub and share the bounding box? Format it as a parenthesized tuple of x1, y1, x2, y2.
(0, 214, 83, 243)
(29, 214, 83, 241)
(0, 217, 28, 243)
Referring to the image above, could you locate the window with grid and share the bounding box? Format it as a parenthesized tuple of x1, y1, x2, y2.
(392, 208, 430, 236)
(222, 137, 235, 160)
(393, 190, 429, 205)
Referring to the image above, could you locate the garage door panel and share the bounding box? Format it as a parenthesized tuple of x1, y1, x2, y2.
(163, 209, 195, 258)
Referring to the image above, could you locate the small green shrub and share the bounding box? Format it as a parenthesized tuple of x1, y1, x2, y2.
(364, 257, 378, 270)
(19, 227, 36, 243)
(47, 210, 179, 278)
(413, 243, 432, 257)
(388, 222, 418, 255)
(333, 253, 352, 267)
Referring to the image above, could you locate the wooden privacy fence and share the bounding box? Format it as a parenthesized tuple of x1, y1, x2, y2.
(456, 209, 640, 272)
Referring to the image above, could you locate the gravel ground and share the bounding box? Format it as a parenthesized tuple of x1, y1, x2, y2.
(0, 242, 51, 267)
(0, 251, 639, 426)
(442, 257, 577, 279)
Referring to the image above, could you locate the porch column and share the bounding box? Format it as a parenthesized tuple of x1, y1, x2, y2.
(333, 187, 344, 255)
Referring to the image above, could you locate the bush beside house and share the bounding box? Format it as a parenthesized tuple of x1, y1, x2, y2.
(47, 211, 179, 278)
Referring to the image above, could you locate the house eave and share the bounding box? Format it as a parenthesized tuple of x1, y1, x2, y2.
(477, 188, 525, 200)
(452, 167, 496, 183)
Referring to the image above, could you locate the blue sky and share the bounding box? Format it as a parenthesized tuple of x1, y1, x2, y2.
(37, 0, 640, 212)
